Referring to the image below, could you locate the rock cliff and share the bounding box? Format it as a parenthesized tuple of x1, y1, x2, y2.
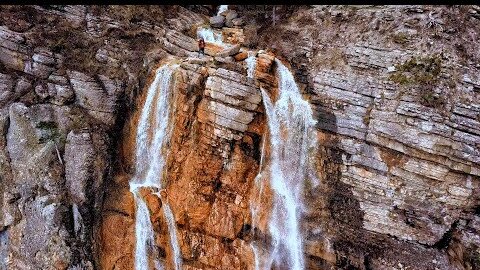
(0, 5, 478, 270)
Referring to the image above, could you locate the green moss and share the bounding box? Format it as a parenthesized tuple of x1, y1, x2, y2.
(36, 121, 61, 144)
(392, 55, 442, 82)
(392, 32, 409, 44)
(389, 55, 446, 108)
(389, 55, 442, 85)
(36, 121, 57, 131)
(389, 73, 409, 85)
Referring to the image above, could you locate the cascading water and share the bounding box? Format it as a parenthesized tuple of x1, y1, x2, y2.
(130, 64, 183, 270)
(196, 5, 228, 46)
(162, 204, 182, 270)
(251, 59, 318, 270)
(245, 52, 257, 79)
(217, 5, 228, 16)
(197, 27, 224, 45)
(131, 190, 157, 270)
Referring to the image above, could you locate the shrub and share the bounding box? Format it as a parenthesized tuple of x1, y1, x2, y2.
(389, 55, 447, 108)
(392, 32, 409, 44)
(390, 55, 442, 85)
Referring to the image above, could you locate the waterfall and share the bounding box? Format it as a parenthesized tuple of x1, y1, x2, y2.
(130, 64, 183, 270)
(251, 59, 318, 270)
(163, 204, 182, 270)
(131, 189, 157, 270)
(197, 27, 224, 45)
(217, 5, 228, 16)
(245, 52, 257, 79)
(197, 5, 228, 45)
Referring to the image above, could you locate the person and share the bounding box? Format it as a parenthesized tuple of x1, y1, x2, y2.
(198, 37, 205, 57)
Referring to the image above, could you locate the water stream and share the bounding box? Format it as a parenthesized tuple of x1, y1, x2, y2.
(130, 53, 316, 270)
(251, 59, 318, 270)
(246, 51, 257, 79)
(163, 204, 182, 270)
(131, 189, 157, 270)
(130, 64, 183, 270)
(217, 5, 228, 16)
(196, 5, 229, 46)
(197, 27, 224, 45)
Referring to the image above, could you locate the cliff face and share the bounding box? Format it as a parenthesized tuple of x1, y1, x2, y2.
(257, 5, 480, 270)
(0, 5, 479, 270)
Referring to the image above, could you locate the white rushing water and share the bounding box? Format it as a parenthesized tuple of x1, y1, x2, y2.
(130, 64, 183, 270)
(217, 5, 228, 16)
(163, 204, 182, 270)
(131, 190, 157, 270)
(251, 59, 318, 270)
(245, 51, 257, 79)
(197, 27, 224, 45)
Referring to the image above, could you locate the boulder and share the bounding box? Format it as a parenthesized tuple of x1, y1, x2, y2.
(222, 27, 245, 44)
(143, 48, 168, 68)
(216, 44, 241, 58)
(65, 130, 95, 205)
(210, 16, 225, 28)
(213, 56, 234, 64)
(14, 77, 32, 96)
(34, 83, 74, 106)
(224, 11, 238, 28)
(225, 10, 238, 21)
(186, 57, 213, 65)
(232, 18, 244, 27)
(0, 26, 29, 71)
(205, 43, 224, 56)
(67, 71, 122, 127)
(34, 84, 50, 99)
(24, 48, 57, 79)
(0, 73, 14, 106)
(166, 30, 198, 52)
(219, 9, 229, 17)
(233, 51, 248, 61)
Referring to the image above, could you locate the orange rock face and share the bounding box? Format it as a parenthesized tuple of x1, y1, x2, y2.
(204, 43, 225, 57)
(233, 51, 248, 61)
(100, 54, 276, 269)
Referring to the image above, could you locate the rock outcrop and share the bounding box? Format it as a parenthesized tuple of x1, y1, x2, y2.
(209, 16, 225, 28)
(255, 5, 480, 270)
(0, 5, 205, 269)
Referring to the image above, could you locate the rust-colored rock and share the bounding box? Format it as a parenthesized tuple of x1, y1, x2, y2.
(233, 51, 248, 61)
(204, 43, 224, 57)
(222, 27, 245, 44)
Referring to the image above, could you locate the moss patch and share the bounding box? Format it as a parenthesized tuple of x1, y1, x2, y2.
(390, 55, 442, 84)
(391, 32, 409, 45)
(36, 121, 62, 144)
(389, 55, 446, 108)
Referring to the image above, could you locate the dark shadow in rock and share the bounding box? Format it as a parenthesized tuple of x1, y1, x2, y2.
(313, 105, 338, 135)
